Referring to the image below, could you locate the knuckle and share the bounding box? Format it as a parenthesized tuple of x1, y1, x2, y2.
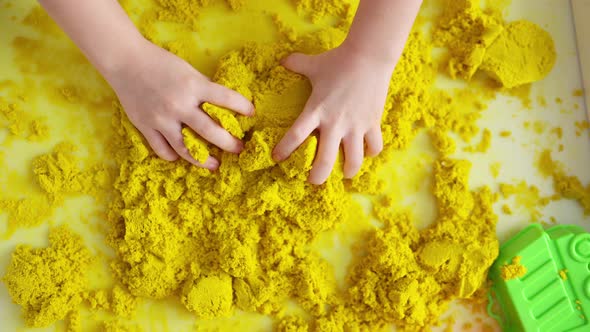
(168, 135, 185, 149)
(144, 136, 158, 149)
(344, 134, 360, 146)
(197, 126, 217, 140)
(177, 147, 191, 159)
(179, 108, 197, 120)
(316, 156, 334, 166)
(321, 114, 345, 129)
(289, 127, 309, 143)
(163, 99, 184, 114)
(214, 85, 234, 101)
(351, 160, 362, 171)
(185, 76, 200, 89)
(353, 128, 366, 138)
(315, 103, 328, 116)
(151, 114, 168, 127)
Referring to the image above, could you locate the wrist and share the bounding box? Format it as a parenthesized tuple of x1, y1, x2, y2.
(91, 32, 148, 81)
(339, 38, 399, 74)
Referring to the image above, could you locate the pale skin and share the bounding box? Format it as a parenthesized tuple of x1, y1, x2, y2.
(39, 0, 422, 184)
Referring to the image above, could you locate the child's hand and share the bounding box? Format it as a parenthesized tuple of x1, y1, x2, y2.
(106, 40, 254, 170)
(272, 45, 393, 184)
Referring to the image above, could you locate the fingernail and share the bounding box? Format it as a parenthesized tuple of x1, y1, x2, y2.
(272, 151, 282, 162)
(307, 175, 321, 185)
(206, 159, 220, 170)
(235, 142, 245, 154)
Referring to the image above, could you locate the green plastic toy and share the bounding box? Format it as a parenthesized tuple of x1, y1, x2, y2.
(488, 224, 590, 332)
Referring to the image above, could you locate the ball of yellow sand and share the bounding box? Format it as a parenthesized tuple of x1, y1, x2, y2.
(481, 20, 556, 88)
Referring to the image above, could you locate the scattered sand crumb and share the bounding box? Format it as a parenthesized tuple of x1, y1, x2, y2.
(501, 256, 527, 280)
(559, 269, 568, 281)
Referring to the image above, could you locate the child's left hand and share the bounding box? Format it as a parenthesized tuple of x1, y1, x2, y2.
(272, 44, 394, 184)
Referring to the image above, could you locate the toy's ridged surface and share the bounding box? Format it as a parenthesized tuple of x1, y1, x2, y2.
(489, 224, 590, 331)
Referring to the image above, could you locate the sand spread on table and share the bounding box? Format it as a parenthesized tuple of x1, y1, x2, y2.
(0, 0, 573, 331)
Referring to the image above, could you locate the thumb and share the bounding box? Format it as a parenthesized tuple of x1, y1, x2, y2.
(281, 53, 314, 76)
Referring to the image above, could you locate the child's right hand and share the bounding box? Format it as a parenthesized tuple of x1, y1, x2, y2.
(104, 39, 255, 170)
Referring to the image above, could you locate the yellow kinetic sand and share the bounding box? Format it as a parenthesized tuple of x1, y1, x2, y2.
(1, 0, 588, 331)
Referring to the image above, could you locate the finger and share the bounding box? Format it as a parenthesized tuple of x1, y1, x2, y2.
(183, 110, 244, 153)
(206, 83, 255, 116)
(309, 130, 342, 185)
(161, 125, 220, 170)
(343, 133, 364, 179)
(281, 52, 314, 77)
(197, 156, 220, 170)
(365, 126, 384, 157)
(142, 128, 179, 161)
(272, 111, 318, 162)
